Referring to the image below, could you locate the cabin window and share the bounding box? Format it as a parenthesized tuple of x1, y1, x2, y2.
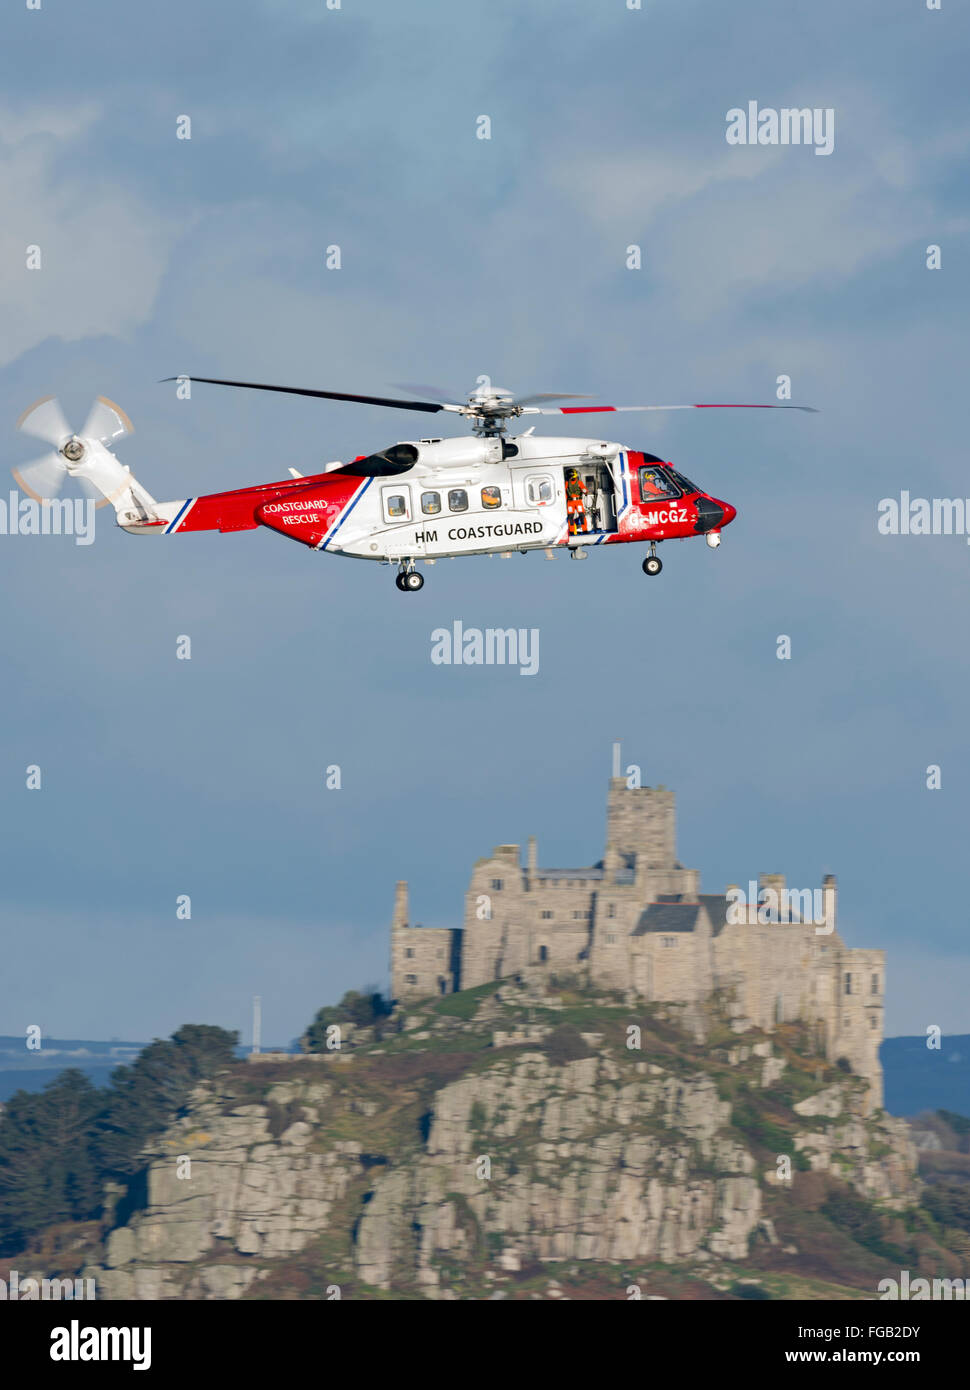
(421, 491, 441, 515)
(384, 491, 410, 519)
(526, 476, 554, 506)
(448, 489, 468, 512)
(481, 486, 502, 509)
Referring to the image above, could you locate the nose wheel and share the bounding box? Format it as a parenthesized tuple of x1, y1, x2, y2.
(642, 544, 662, 577)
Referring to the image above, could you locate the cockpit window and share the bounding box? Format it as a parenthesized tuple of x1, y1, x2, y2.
(671, 470, 699, 495)
(639, 465, 679, 501)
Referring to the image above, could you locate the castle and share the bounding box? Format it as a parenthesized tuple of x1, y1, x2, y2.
(390, 774, 886, 1105)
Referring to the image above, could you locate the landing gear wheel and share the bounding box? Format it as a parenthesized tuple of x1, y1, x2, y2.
(642, 556, 663, 576)
(395, 573, 407, 590)
(404, 570, 424, 591)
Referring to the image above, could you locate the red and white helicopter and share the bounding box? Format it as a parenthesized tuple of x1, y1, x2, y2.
(12, 378, 814, 590)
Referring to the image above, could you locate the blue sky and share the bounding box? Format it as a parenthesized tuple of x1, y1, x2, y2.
(1, 0, 968, 1046)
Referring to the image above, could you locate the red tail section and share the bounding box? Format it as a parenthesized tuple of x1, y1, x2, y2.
(165, 471, 362, 539)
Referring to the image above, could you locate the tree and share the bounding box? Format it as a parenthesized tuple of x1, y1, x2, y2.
(0, 1023, 240, 1255)
(302, 990, 392, 1051)
(0, 1070, 103, 1253)
(95, 1025, 238, 1177)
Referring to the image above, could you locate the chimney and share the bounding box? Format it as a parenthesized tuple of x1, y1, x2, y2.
(821, 874, 837, 936)
(392, 880, 409, 931)
(759, 873, 786, 923)
(527, 836, 537, 879)
(725, 883, 743, 924)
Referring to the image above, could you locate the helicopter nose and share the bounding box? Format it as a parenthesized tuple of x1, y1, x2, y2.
(693, 496, 733, 534)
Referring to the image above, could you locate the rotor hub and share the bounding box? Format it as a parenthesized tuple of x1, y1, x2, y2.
(462, 390, 520, 436)
(62, 437, 85, 463)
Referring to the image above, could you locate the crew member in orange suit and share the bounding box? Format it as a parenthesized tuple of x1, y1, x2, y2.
(566, 469, 589, 535)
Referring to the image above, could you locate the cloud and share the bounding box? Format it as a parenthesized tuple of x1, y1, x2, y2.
(0, 104, 180, 367)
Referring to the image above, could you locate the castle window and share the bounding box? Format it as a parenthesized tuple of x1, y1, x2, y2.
(491, 879, 504, 891)
(405, 974, 417, 985)
(662, 936, 677, 948)
(573, 910, 591, 920)
(541, 910, 553, 920)
(871, 973, 879, 995)
(870, 1015, 879, 1030)
(606, 933, 616, 945)
(844, 973, 852, 995)
(538, 945, 548, 963)
(405, 948, 414, 958)
(607, 903, 616, 919)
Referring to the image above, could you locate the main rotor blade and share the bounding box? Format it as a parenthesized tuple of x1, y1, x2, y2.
(11, 451, 68, 502)
(161, 376, 446, 414)
(16, 396, 72, 447)
(391, 381, 465, 406)
(521, 402, 819, 415)
(511, 393, 596, 407)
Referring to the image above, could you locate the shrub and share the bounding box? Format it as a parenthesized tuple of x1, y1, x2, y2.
(545, 1024, 592, 1066)
(303, 990, 393, 1050)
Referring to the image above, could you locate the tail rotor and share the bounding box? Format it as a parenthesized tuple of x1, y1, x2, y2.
(13, 395, 134, 507)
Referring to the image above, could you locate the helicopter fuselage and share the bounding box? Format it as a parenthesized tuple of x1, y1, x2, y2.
(242, 434, 736, 564)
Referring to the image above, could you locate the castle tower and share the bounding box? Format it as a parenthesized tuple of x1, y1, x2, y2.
(605, 778, 677, 873)
(390, 879, 462, 1002)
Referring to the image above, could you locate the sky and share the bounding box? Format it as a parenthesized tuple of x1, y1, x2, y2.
(0, 0, 968, 1048)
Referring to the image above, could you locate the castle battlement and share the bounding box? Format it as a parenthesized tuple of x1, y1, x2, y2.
(390, 778, 884, 1105)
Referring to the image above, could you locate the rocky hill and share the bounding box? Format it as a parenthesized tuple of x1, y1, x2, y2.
(57, 978, 970, 1299)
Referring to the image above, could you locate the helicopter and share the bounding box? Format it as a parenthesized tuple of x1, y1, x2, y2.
(11, 379, 815, 590)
